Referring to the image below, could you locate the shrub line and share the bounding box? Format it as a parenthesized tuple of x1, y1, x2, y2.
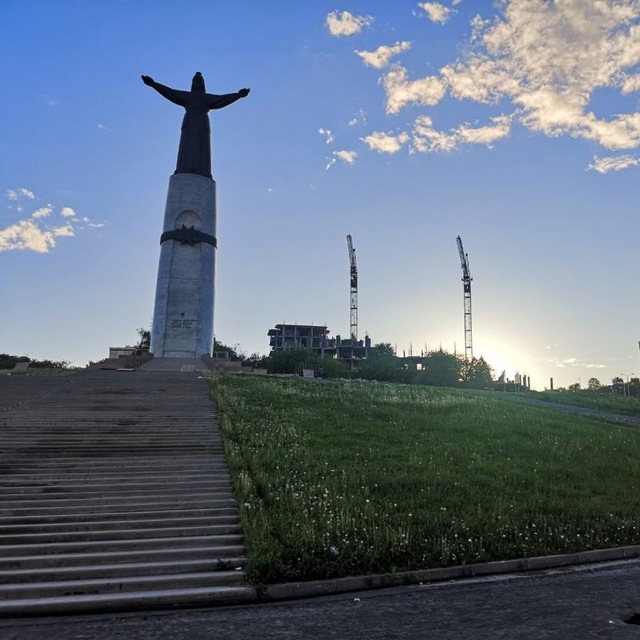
(259, 545, 640, 602)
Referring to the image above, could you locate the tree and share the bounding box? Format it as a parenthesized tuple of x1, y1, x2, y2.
(415, 349, 462, 388)
(241, 352, 269, 369)
(568, 382, 581, 392)
(213, 337, 243, 361)
(0, 354, 69, 370)
(267, 349, 316, 374)
(356, 346, 407, 382)
(136, 328, 151, 350)
(629, 377, 640, 398)
(369, 342, 396, 358)
(612, 376, 624, 395)
(587, 377, 601, 391)
(461, 356, 494, 389)
(266, 349, 347, 379)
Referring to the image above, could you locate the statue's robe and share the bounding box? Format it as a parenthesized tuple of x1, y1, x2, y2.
(148, 81, 243, 178)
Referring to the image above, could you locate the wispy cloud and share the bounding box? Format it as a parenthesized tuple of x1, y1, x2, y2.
(410, 114, 511, 153)
(318, 128, 334, 144)
(588, 155, 640, 174)
(326, 149, 358, 170)
(31, 206, 54, 220)
(6, 188, 35, 201)
(419, 2, 454, 24)
(382, 66, 447, 115)
(355, 41, 412, 69)
(348, 108, 367, 127)
(326, 11, 373, 37)
(549, 357, 606, 369)
(361, 131, 410, 154)
(1, 190, 103, 253)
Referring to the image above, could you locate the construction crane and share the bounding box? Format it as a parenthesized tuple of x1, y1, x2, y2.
(346, 234, 358, 341)
(456, 235, 473, 360)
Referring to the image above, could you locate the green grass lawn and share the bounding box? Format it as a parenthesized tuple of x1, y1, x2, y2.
(210, 376, 640, 585)
(519, 390, 640, 417)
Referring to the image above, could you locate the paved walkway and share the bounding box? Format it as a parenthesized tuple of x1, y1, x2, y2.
(492, 392, 640, 428)
(3, 558, 640, 638)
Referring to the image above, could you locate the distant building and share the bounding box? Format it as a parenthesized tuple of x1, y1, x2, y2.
(268, 324, 332, 352)
(108, 347, 139, 359)
(267, 323, 371, 367)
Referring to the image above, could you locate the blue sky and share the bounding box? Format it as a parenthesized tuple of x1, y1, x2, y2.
(3, 0, 640, 390)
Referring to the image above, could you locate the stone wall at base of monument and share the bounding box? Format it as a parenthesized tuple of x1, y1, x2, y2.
(150, 173, 216, 358)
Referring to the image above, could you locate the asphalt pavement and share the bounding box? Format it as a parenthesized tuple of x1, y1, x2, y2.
(3, 558, 640, 639)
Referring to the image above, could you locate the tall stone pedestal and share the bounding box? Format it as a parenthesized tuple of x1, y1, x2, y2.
(150, 173, 217, 358)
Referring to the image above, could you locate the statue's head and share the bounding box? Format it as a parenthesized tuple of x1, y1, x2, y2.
(191, 72, 206, 93)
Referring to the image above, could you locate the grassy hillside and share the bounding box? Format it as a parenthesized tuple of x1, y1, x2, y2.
(210, 376, 640, 584)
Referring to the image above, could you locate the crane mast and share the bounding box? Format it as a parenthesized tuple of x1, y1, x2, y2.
(456, 235, 473, 360)
(347, 234, 358, 341)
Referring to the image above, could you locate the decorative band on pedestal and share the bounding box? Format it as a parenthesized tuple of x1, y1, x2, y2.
(160, 225, 217, 248)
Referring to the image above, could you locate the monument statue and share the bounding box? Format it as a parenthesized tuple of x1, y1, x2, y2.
(141, 72, 250, 178)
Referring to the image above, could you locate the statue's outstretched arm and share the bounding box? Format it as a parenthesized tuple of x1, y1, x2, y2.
(207, 88, 250, 110)
(141, 75, 189, 107)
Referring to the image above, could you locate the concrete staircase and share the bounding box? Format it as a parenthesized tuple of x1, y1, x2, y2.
(0, 370, 255, 616)
(139, 357, 211, 372)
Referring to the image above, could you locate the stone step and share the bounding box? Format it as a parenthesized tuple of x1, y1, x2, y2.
(0, 463, 230, 474)
(0, 507, 238, 525)
(0, 476, 232, 489)
(0, 585, 256, 616)
(3, 498, 237, 517)
(0, 570, 247, 600)
(0, 479, 232, 494)
(0, 514, 239, 533)
(0, 534, 244, 557)
(0, 544, 246, 569)
(0, 523, 241, 544)
(0, 491, 237, 509)
(0, 557, 245, 583)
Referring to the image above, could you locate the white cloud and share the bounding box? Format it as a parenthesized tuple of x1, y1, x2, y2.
(6, 188, 35, 201)
(412, 115, 459, 152)
(367, 1, 640, 157)
(326, 11, 373, 37)
(588, 155, 640, 173)
(361, 131, 410, 153)
(355, 41, 412, 69)
(326, 149, 358, 170)
(0, 220, 74, 253)
(97, 123, 112, 131)
(455, 115, 511, 147)
(550, 356, 606, 369)
(318, 128, 334, 144)
(1, 198, 101, 253)
(411, 114, 511, 153)
(382, 65, 447, 114)
(31, 206, 54, 219)
(419, 2, 454, 24)
(348, 108, 367, 127)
